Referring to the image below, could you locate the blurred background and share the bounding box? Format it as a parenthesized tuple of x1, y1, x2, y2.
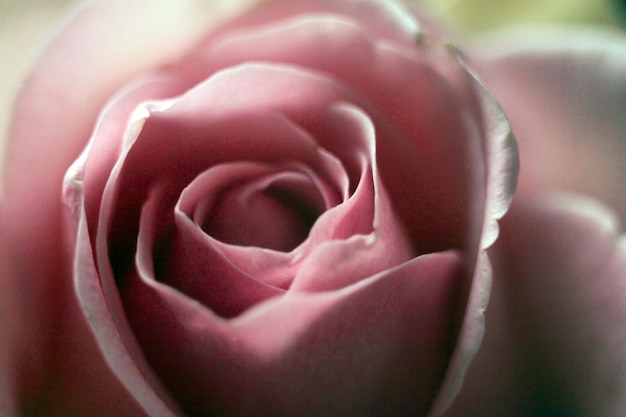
(1, 0, 625, 164)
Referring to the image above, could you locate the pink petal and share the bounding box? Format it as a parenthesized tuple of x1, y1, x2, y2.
(123, 248, 464, 416)
(129, 102, 414, 316)
(290, 104, 415, 291)
(72, 210, 183, 417)
(0, 204, 164, 416)
(475, 26, 626, 224)
(446, 193, 626, 416)
(5, 0, 236, 273)
(200, 171, 324, 250)
(76, 75, 191, 239)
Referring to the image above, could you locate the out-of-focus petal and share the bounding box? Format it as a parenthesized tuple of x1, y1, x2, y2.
(475, 26, 626, 223)
(0, 1, 71, 179)
(447, 192, 626, 416)
(202, 0, 422, 49)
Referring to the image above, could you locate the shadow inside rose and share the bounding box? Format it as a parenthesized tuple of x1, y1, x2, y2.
(198, 168, 328, 252)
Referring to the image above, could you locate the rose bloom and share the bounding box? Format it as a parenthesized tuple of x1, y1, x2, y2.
(1, 0, 625, 416)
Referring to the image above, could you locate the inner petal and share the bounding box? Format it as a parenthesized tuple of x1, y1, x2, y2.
(201, 171, 326, 252)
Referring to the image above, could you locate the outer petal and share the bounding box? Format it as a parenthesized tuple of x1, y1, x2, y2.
(70, 209, 183, 417)
(1, 0, 258, 412)
(446, 193, 626, 416)
(0, 0, 70, 176)
(427, 51, 518, 416)
(474, 26, 626, 222)
(202, 0, 422, 49)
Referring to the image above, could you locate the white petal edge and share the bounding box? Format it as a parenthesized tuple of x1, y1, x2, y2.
(427, 46, 519, 416)
(73, 207, 184, 417)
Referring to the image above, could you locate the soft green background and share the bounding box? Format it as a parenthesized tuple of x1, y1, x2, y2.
(423, 0, 624, 31)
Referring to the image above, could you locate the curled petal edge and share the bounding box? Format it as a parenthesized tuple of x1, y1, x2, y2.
(72, 208, 184, 417)
(427, 47, 519, 417)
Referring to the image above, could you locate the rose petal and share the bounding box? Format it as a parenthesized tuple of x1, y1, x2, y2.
(427, 62, 518, 416)
(475, 26, 626, 224)
(123, 248, 464, 416)
(138, 104, 414, 315)
(5, 0, 245, 265)
(198, 0, 422, 52)
(2, 206, 153, 417)
(446, 193, 626, 416)
(291, 104, 415, 291)
(65, 75, 189, 240)
(72, 209, 183, 417)
(91, 98, 339, 370)
(86, 65, 371, 376)
(200, 170, 324, 250)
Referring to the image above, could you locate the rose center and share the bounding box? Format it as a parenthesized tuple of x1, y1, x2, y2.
(202, 172, 325, 251)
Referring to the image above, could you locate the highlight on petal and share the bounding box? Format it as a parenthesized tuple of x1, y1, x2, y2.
(64, 75, 190, 237)
(202, 0, 422, 50)
(73, 210, 183, 417)
(428, 49, 518, 416)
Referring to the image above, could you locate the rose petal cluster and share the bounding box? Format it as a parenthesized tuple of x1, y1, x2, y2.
(52, 1, 518, 415)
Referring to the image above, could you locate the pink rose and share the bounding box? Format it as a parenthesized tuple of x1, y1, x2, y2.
(1, 1, 624, 417)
